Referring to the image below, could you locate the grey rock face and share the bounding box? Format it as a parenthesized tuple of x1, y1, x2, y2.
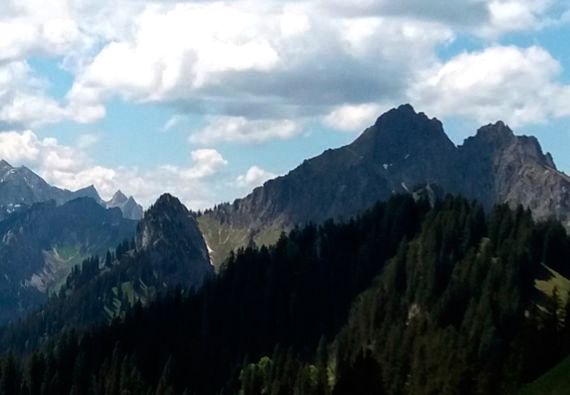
(136, 194, 213, 289)
(456, 121, 570, 226)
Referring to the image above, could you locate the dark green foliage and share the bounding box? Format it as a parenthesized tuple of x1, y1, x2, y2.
(0, 195, 569, 394)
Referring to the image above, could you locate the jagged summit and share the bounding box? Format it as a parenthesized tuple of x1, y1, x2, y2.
(106, 190, 143, 220)
(148, 193, 184, 211)
(356, 103, 455, 159)
(138, 193, 190, 229)
(468, 121, 515, 146)
(110, 190, 128, 204)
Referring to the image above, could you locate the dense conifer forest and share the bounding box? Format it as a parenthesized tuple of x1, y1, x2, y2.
(0, 195, 568, 394)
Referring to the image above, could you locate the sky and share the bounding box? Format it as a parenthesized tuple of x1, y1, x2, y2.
(1, 0, 570, 209)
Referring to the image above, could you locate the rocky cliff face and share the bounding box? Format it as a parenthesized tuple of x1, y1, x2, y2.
(0, 198, 137, 323)
(136, 194, 213, 289)
(456, 121, 570, 224)
(199, 104, 570, 265)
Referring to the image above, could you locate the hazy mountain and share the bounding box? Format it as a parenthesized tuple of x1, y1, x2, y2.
(0, 198, 137, 323)
(106, 190, 144, 220)
(199, 104, 570, 265)
(0, 160, 143, 221)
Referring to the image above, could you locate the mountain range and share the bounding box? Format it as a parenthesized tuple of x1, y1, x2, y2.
(199, 104, 570, 265)
(0, 198, 138, 322)
(0, 160, 143, 221)
(0, 194, 212, 351)
(0, 104, 569, 393)
(0, 162, 145, 322)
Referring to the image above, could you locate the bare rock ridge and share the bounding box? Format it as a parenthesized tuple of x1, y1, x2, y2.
(0, 161, 143, 220)
(199, 104, 570, 265)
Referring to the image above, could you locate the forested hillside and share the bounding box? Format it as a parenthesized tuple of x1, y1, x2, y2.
(0, 194, 567, 394)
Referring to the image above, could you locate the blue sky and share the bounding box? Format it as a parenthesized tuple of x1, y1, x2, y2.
(1, 0, 570, 208)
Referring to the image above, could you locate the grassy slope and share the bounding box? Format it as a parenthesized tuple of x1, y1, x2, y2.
(197, 215, 283, 269)
(518, 267, 570, 394)
(42, 245, 85, 294)
(535, 266, 570, 305)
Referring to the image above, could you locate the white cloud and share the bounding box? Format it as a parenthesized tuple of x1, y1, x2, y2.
(0, 61, 68, 127)
(67, 2, 283, 116)
(190, 116, 302, 144)
(186, 149, 228, 179)
(0, 0, 565, 131)
(236, 166, 277, 188)
(0, 10, 81, 63)
(323, 103, 386, 132)
(482, 0, 554, 36)
(409, 45, 570, 126)
(0, 130, 87, 173)
(65, 1, 454, 125)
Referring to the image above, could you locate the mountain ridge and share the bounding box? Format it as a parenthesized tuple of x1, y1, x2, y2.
(0, 197, 138, 322)
(0, 160, 143, 220)
(199, 104, 570, 265)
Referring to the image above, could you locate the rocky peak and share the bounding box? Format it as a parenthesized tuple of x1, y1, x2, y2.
(135, 194, 212, 288)
(352, 103, 455, 162)
(373, 104, 448, 140)
(461, 121, 555, 168)
(105, 190, 143, 220)
(140, 193, 187, 225)
(110, 190, 128, 205)
(73, 185, 103, 203)
(468, 121, 515, 147)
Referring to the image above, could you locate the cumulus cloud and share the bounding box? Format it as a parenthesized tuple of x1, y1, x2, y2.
(0, 0, 565, 131)
(190, 116, 302, 144)
(409, 45, 570, 126)
(0, 0, 563, 133)
(66, 1, 454, 125)
(0, 2, 82, 62)
(323, 103, 386, 132)
(482, 0, 555, 36)
(236, 166, 277, 188)
(0, 61, 68, 127)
